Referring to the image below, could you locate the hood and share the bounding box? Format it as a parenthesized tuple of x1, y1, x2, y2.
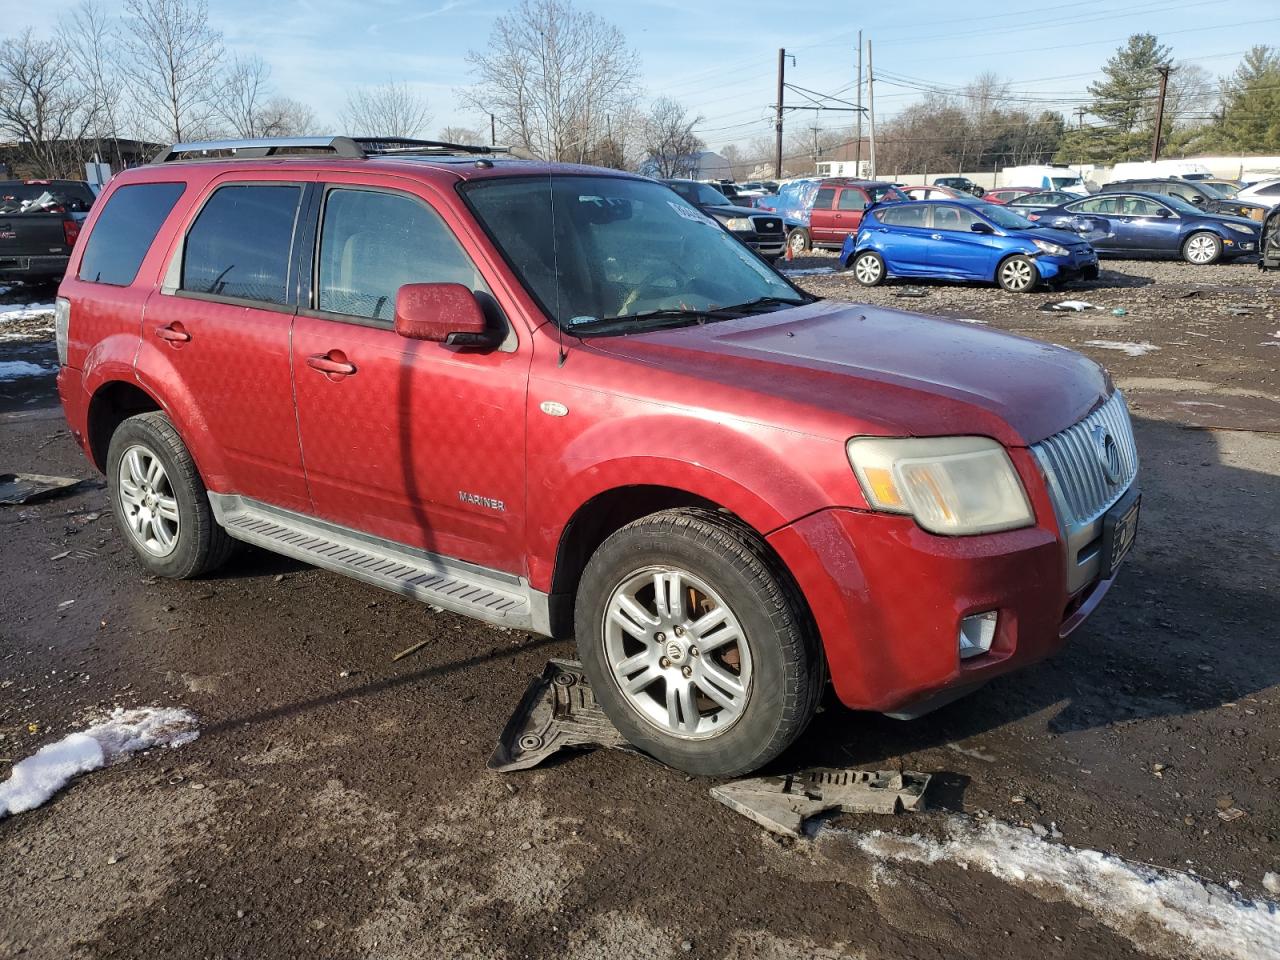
(1011, 225, 1092, 247)
(703, 202, 776, 219)
(584, 300, 1109, 446)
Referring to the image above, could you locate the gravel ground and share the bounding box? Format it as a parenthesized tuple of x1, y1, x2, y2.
(1, 265, 1279, 960)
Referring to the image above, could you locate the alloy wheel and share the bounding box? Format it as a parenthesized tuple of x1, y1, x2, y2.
(603, 566, 753, 740)
(1186, 234, 1218, 264)
(855, 254, 882, 284)
(1000, 258, 1035, 291)
(117, 444, 180, 557)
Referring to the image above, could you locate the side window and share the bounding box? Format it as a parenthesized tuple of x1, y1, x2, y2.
(317, 188, 487, 322)
(814, 187, 837, 210)
(77, 182, 185, 286)
(1123, 197, 1162, 216)
(837, 189, 865, 211)
(933, 205, 978, 231)
(881, 204, 928, 228)
(182, 184, 301, 304)
(1258, 183, 1280, 197)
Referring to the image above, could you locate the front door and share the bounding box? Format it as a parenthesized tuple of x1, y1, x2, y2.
(807, 186, 839, 245)
(138, 177, 312, 512)
(831, 186, 867, 245)
(928, 204, 997, 279)
(290, 182, 529, 574)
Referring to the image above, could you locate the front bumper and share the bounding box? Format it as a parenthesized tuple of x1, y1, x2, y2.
(1038, 250, 1098, 282)
(744, 233, 787, 258)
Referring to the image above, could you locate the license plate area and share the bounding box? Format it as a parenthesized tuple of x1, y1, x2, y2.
(1099, 489, 1140, 580)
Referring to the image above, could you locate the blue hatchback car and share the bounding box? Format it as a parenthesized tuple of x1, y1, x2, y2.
(841, 199, 1099, 292)
(1029, 191, 1262, 264)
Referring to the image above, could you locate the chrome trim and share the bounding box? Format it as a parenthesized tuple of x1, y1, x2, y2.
(1032, 391, 1139, 593)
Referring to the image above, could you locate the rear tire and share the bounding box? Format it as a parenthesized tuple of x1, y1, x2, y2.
(1182, 231, 1222, 265)
(787, 228, 810, 256)
(106, 412, 234, 579)
(996, 254, 1039, 292)
(851, 251, 886, 286)
(574, 508, 822, 777)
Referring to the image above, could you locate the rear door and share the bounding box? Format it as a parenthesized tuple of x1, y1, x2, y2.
(874, 203, 934, 273)
(290, 178, 528, 573)
(807, 186, 839, 244)
(139, 176, 313, 512)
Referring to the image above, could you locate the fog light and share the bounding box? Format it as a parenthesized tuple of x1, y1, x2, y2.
(959, 611, 997, 659)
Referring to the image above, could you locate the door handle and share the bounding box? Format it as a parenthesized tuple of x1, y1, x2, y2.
(930, 234, 943, 240)
(306, 352, 356, 376)
(155, 323, 190, 343)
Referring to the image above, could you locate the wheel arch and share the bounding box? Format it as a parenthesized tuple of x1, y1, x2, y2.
(993, 249, 1040, 286)
(86, 380, 163, 471)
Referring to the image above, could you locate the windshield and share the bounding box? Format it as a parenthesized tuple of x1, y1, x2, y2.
(1197, 181, 1237, 198)
(867, 185, 908, 204)
(0, 181, 95, 214)
(1050, 176, 1083, 189)
(975, 202, 1036, 229)
(463, 175, 808, 331)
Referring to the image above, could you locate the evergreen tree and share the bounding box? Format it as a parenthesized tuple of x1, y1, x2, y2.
(1214, 46, 1280, 152)
(1056, 34, 1171, 163)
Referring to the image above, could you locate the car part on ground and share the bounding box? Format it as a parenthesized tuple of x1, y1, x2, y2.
(488, 659, 639, 772)
(711, 768, 932, 837)
(0, 472, 82, 505)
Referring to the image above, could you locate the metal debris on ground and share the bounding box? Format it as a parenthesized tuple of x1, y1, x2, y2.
(893, 287, 929, 298)
(711, 768, 931, 838)
(488, 659, 638, 772)
(1040, 300, 1098, 312)
(1221, 305, 1261, 316)
(0, 473, 81, 506)
(1169, 289, 1203, 299)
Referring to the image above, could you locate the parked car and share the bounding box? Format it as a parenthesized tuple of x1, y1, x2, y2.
(702, 179, 749, 205)
(56, 135, 1140, 777)
(1007, 190, 1079, 213)
(0, 179, 95, 283)
(932, 176, 985, 197)
(740, 180, 779, 195)
(1035, 192, 1261, 263)
(791, 179, 909, 254)
(998, 165, 1088, 195)
(840, 199, 1098, 292)
(983, 187, 1038, 204)
(1100, 178, 1269, 222)
(901, 184, 978, 202)
(664, 178, 787, 261)
(1236, 177, 1280, 206)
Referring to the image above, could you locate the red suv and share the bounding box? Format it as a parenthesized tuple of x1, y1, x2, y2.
(55, 137, 1140, 776)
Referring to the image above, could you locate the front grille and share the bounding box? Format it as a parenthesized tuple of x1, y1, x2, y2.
(751, 216, 783, 235)
(1032, 390, 1137, 526)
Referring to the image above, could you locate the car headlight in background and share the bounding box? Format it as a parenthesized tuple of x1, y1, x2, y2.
(1225, 223, 1255, 236)
(724, 217, 754, 232)
(1032, 238, 1069, 256)
(846, 436, 1034, 535)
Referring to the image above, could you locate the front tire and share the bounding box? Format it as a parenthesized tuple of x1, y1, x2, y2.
(851, 250, 885, 286)
(107, 412, 234, 579)
(997, 254, 1039, 292)
(574, 509, 822, 777)
(1182, 231, 1222, 265)
(787, 228, 810, 256)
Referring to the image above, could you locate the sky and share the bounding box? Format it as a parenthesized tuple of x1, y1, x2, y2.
(11, 0, 1280, 156)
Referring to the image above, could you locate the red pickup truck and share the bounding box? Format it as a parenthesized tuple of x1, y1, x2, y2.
(55, 137, 1140, 776)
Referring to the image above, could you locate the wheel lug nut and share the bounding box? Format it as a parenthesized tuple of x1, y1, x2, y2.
(681, 665, 692, 678)
(674, 625, 685, 637)
(655, 632, 666, 643)
(690, 647, 699, 657)
(660, 657, 671, 669)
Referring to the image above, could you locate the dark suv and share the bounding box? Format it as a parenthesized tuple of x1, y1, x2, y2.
(55, 136, 1140, 777)
(664, 179, 786, 261)
(1100, 178, 1267, 222)
(933, 176, 985, 197)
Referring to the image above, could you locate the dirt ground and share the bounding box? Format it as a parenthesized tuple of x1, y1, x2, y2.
(1, 260, 1279, 960)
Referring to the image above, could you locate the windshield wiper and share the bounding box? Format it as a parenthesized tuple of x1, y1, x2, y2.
(720, 295, 812, 312)
(565, 308, 717, 335)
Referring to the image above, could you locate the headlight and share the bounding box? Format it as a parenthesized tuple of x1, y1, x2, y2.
(1032, 238, 1068, 256)
(1226, 223, 1255, 235)
(724, 217, 754, 232)
(846, 436, 1034, 535)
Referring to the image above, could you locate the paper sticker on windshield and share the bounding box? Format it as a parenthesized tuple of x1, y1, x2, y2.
(668, 201, 717, 226)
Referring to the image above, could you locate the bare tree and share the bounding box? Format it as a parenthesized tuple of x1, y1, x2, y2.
(256, 97, 317, 137)
(216, 54, 270, 137)
(0, 29, 93, 177)
(119, 0, 225, 142)
(439, 125, 483, 145)
(461, 0, 639, 162)
(341, 82, 432, 138)
(59, 1, 124, 168)
(641, 97, 703, 178)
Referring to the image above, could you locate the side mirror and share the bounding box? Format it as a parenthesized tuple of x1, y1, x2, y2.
(970, 221, 994, 234)
(394, 283, 499, 348)
(1189, 195, 1203, 204)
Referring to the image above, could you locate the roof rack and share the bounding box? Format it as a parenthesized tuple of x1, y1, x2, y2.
(150, 136, 508, 164)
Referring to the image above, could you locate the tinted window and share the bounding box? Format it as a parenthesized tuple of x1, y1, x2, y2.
(880, 204, 927, 227)
(932, 205, 979, 231)
(837, 189, 865, 211)
(1120, 197, 1163, 216)
(317, 188, 486, 322)
(78, 182, 185, 286)
(0, 180, 95, 213)
(814, 187, 837, 210)
(1071, 197, 1120, 214)
(182, 184, 301, 304)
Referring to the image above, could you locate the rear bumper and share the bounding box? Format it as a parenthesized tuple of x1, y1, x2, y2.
(0, 254, 69, 281)
(767, 504, 1104, 713)
(56, 366, 93, 462)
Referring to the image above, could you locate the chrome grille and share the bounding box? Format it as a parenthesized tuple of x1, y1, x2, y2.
(1032, 390, 1138, 526)
(751, 216, 783, 235)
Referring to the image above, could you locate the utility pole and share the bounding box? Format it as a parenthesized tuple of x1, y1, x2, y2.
(774, 48, 786, 179)
(1151, 64, 1171, 163)
(490, 113, 496, 146)
(1074, 106, 1086, 131)
(855, 31, 863, 177)
(867, 39, 877, 180)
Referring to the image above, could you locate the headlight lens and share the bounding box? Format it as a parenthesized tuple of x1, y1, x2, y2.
(1032, 238, 1068, 256)
(724, 217, 754, 232)
(1226, 223, 1255, 235)
(846, 436, 1034, 535)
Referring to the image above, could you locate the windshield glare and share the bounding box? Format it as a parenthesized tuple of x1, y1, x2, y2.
(975, 202, 1036, 229)
(463, 175, 805, 329)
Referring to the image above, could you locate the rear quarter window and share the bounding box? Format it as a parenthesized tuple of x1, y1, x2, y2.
(77, 182, 186, 286)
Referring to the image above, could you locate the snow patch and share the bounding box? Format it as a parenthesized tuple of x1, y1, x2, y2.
(855, 816, 1280, 960)
(781, 266, 836, 276)
(951, 317, 987, 325)
(0, 707, 199, 818)
(1085, 339, 1160, 357)
(0, 302, 55, 323)
(0, 360, 53, 380)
